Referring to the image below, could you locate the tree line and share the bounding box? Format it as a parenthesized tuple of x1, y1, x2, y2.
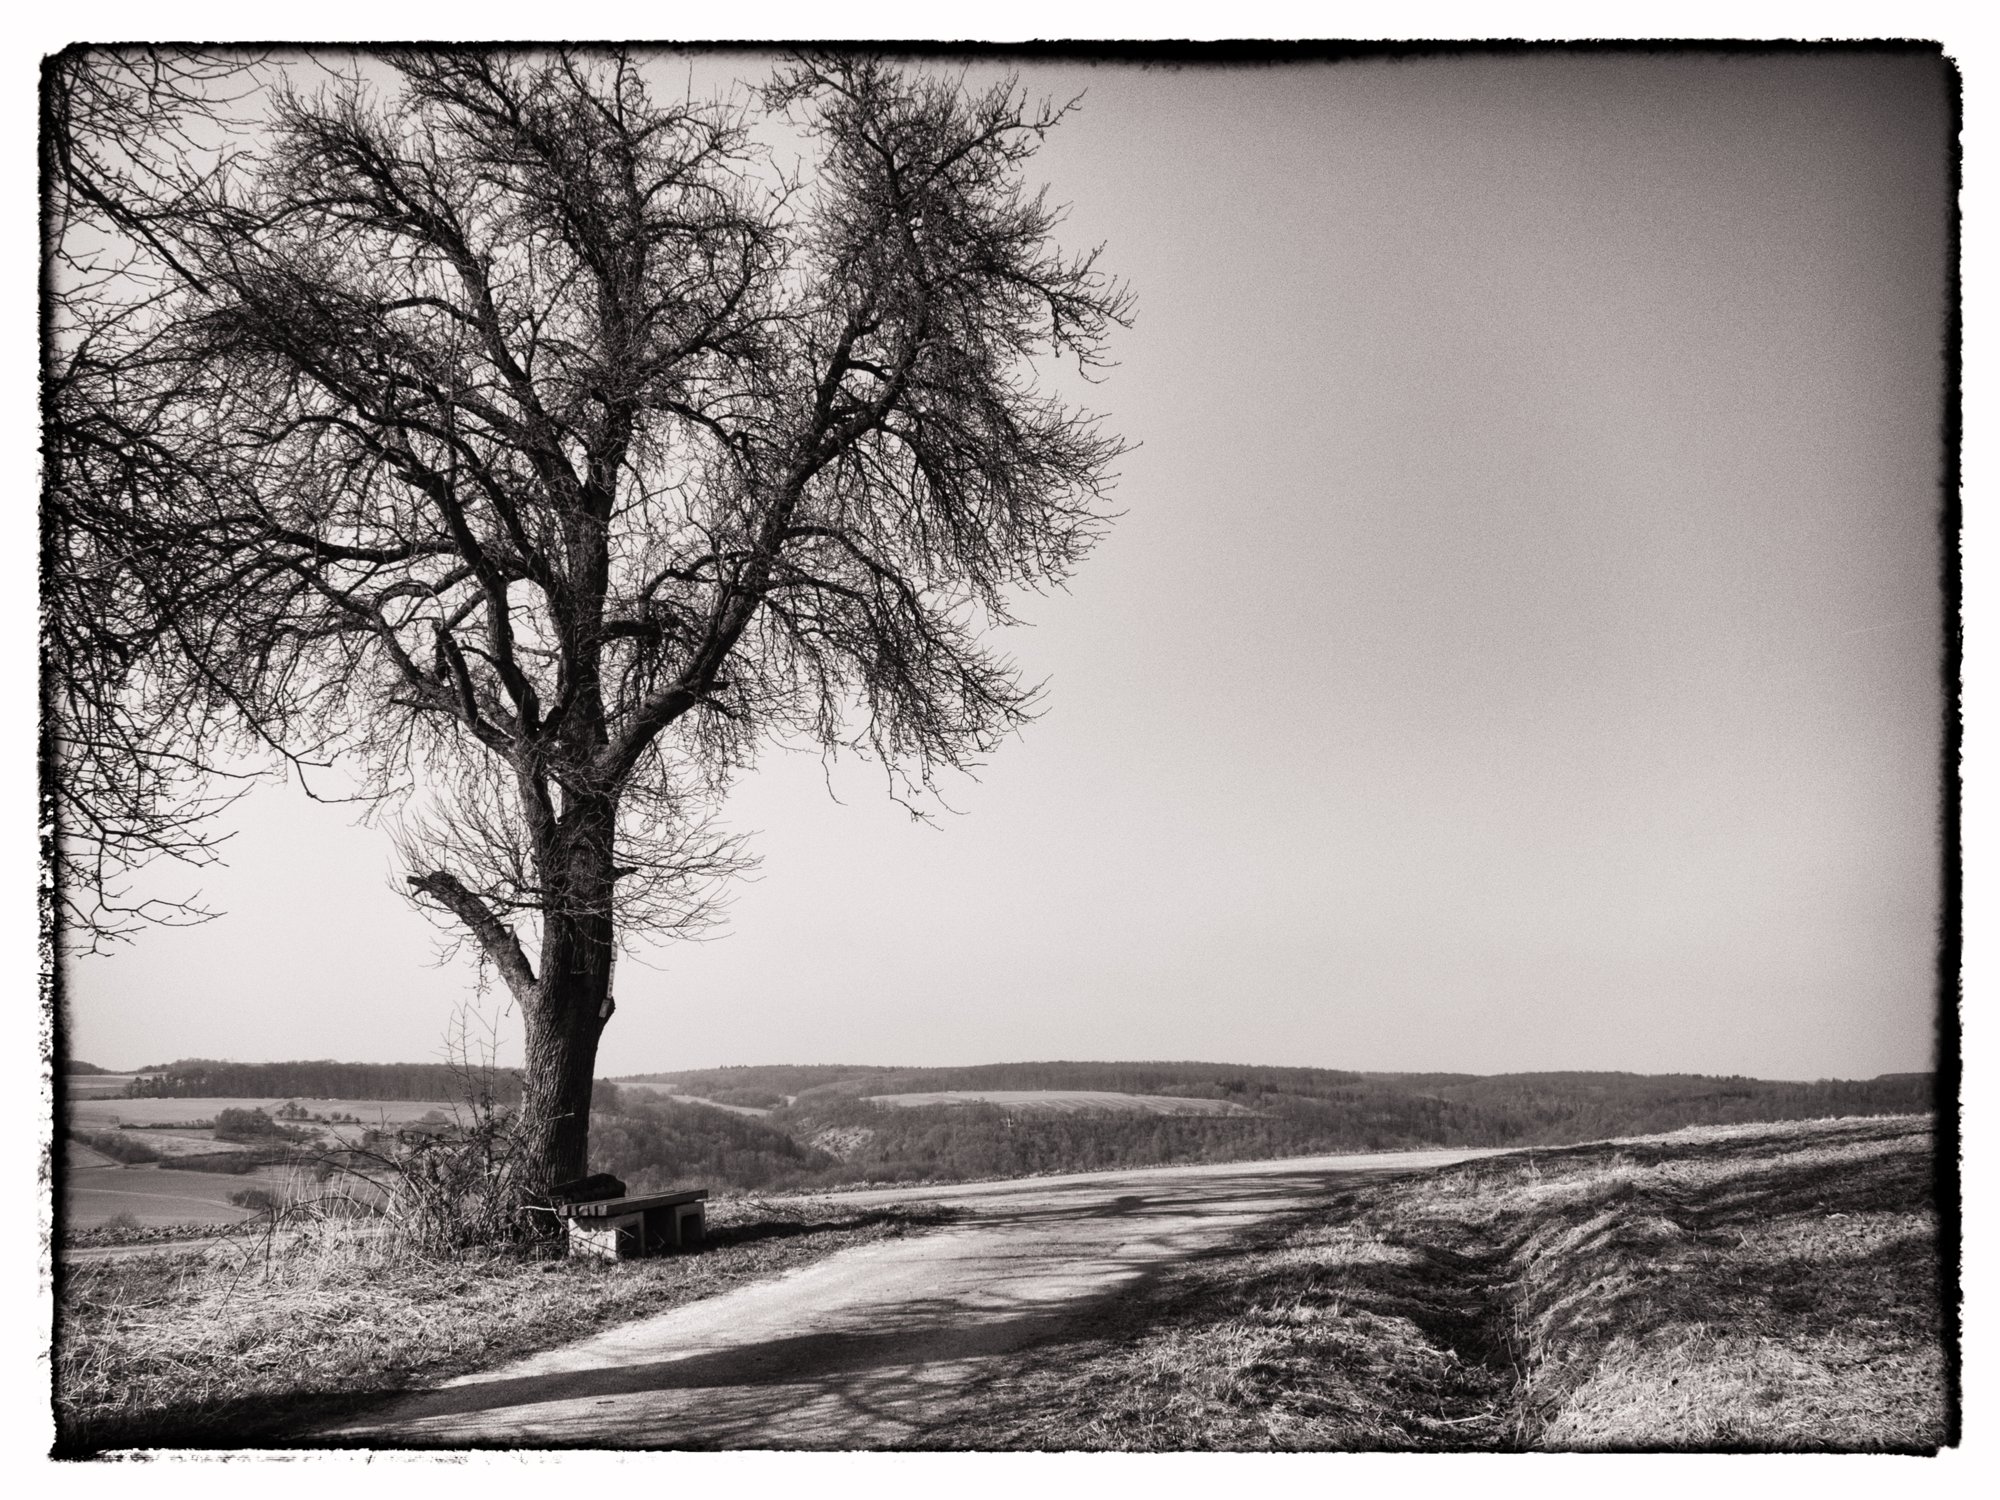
(122, 1058, 524, 1104)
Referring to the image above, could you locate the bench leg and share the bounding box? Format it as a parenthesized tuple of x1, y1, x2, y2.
(567, 1220, 619, 1261)
(567, 1199, 706, 1259)
(567, 1212, 645, 1261)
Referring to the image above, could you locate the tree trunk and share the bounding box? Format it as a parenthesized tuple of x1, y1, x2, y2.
(517, 799, 619, 1200)
(519, 953, 610, 1191)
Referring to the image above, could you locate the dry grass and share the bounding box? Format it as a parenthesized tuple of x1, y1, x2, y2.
(55, 1195, 955, 1454)
(1503, 1122, 1946, 1449)
(931, 1115, 1947, 1452)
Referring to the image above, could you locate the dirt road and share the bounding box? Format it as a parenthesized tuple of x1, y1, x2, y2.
(318, 1146, 1500, 1449)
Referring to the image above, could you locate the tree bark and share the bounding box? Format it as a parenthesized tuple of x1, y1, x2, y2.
(519, 963, 608, 1191)
(516, 796, 619, 1194)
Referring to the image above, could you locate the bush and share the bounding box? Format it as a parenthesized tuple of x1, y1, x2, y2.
(306, 1079, 548, 1254)
(214, 1107, 310, 1144)
(228, 1188, 281, 1213)
(157, 1151, 272, 1175)
(70, 1130, 162, 1165)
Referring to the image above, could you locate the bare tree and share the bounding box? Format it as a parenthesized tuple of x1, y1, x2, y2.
(47, 49, 1131, 1202)
(42, 47, 271, 950)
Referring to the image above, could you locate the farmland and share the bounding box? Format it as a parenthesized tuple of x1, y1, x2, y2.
(65, 1073, 161, 1099)
(70, 1094, 460, 1130)
(65, 1163, 301, 1229)
(597, 1061, 1934, 1195)
(62, 1061, 1939, 1218)
(864, 1090, 1255, 1116)
(613, 1081, 777, 1116)
(62, 1079, 464, 1230)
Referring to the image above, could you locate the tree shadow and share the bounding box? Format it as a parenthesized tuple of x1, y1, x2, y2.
(699, 1204, 957, 1251)
(55, 1204, 963, 1455)
(63, 1128, 1934, 1455)
(271, 1164, 1423, 1449)
(914, 1120, 1940, 1453)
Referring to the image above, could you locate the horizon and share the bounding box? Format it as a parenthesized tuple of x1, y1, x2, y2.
(67, 1051, 1934, 1087)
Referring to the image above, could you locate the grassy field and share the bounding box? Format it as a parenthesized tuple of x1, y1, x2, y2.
(69, 1095, 455, 1129)
(62, 1095, 479, 1230)
(65, 1075, 160, 1099)
(864, 1090, 1257, 1116)
(55, 1195, 957, 1453)
(928, 1114, 1947, 1452)
(74, 1130, 260, 1160)
(65, 1163, 313, 1230)
(613, 1081, 778, 1116)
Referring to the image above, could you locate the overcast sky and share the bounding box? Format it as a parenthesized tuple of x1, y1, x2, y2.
(61, 49, 1951, 1081)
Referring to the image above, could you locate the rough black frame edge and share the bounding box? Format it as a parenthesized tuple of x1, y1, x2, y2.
(37, 36, 1964, 1457)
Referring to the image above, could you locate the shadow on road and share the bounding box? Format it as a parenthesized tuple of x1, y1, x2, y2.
(80, 1154, 1481, 1451)
(301, 1162, 1445, 1449)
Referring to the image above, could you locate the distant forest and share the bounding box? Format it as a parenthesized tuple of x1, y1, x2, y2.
(99, 1057, 1933, 1194)
(590, 1083, 833, 1194)
(118, 1059, 524, 1104)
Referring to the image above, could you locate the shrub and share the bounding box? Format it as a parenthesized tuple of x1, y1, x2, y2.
(70, 1130, 162, 1165)
(228, 1188, 281, 1213)
(214, 1107, 309, 1144)
(158, 1151, 271, 1175)
(304, 1081, 548, 1254)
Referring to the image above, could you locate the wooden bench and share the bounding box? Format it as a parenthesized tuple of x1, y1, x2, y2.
(561, 1188, 707, 1261)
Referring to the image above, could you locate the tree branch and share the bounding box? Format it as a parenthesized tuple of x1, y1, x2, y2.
(405, 869, 538, 997)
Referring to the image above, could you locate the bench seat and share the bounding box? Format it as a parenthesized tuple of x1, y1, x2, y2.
(563, 1188, 708, 1219)
(561, 1188, 707, 1260)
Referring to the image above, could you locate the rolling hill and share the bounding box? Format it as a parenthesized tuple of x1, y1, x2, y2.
(67, 1057, 1933, 1200)
(594, 1061, 1934, 1193)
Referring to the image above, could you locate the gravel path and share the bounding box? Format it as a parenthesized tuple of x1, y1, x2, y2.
(317, 1146, 1500, 1449)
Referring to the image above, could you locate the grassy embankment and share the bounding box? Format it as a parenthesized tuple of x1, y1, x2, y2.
(934, 1114, 1947, 1452)
(56, 1196, 955, 1454)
